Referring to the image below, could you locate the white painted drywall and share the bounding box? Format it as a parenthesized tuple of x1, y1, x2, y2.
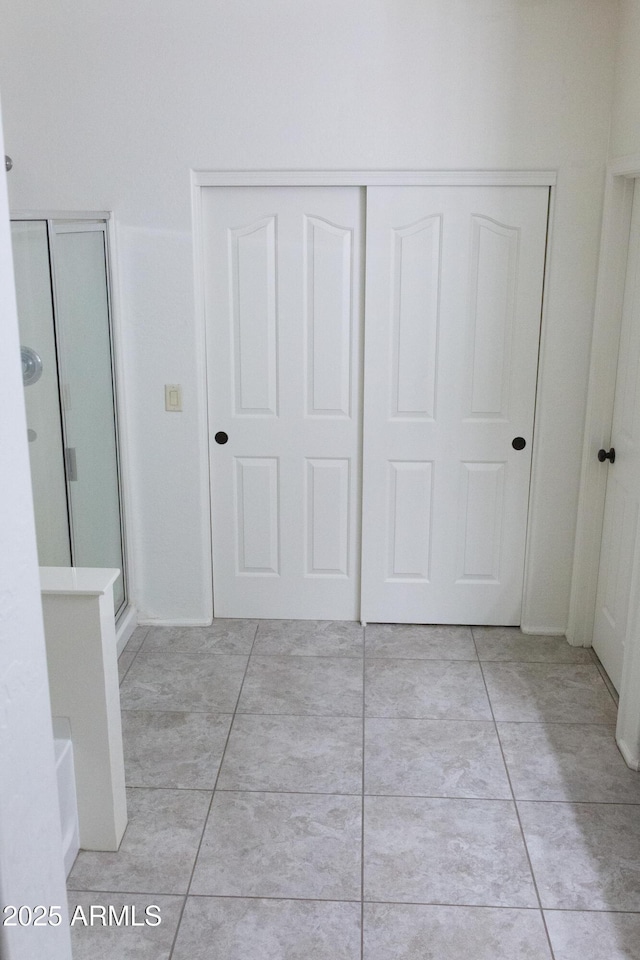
(0, 0, 619, 629)
(0, 96, 72, 960)
(610, 0, 640, 160)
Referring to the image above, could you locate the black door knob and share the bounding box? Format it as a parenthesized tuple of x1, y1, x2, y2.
(512, 437, 526, 450)
(598, 447, 615, 463)
(214, 431, 229, 445)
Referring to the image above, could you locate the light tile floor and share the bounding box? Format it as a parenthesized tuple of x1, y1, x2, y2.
(66, 621, 640, 959)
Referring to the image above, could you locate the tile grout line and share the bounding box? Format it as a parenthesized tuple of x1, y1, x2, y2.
(470, 626, 557, 960)
(167, 620, 261, 960)
(118, 625, 152, 687)
(116, 707, 622, 726)
(116, 705, 621, 724)
(64, 885, 640, 914)
(589, 646, 620, 706)
(114, 782, 640, 806)
(135, 624, 154, 653)
(123, 648, 597, 663)
(137, 650, 364, 660)
(115, 702, 337, 719)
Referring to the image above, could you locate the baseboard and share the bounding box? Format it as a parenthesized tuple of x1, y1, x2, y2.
(564, 635, 592, 648)
(518, 623, 572, 639)
(116, 604, 137, 656)
(616, 736, 640, 771)
(135, 618, 213, 628)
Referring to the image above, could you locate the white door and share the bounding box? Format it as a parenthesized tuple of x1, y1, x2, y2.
(203, 186, 364, 619)
(593, 181, 640, 691)
(361, 186, 549, 624)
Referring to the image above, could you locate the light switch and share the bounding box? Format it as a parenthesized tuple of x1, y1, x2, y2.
(165, 384, 182, 412)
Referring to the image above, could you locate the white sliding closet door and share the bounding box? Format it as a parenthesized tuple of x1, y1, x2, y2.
(361, 186, 548, 625)
(203, 186, 364, 619)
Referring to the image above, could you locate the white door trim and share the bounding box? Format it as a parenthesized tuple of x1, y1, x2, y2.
(193, 170, 557, 188)
(568, 154, 640, 768)
(568, 163, 637, 648)
(617, 553, 640, 769)
(191, 169, 555, 627)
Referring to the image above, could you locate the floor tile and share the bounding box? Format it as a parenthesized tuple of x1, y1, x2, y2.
(237, 655, 363, 717)
(365, 718, 510, 798)
(482, 663, 617, 722)
(544, 909, 640, 960)
(518, 801, 640, 910)
(218, 714, 362, 794)
(366, 624, 476, 660)
(498, 722, 640, 802)
(253, 620, 363, 657)
(190, 791, 361, 900)
(473, 627, 593, 663)
(68, 788, 211, 895)
(363, 903, 552, 959)
(122, 710, 232, 789)
(142, 620, 257, 655)
(77, 617, 640, 953)
(172, 897, 361, 960)
(67, 893, 183, 960)
(364, 796, 536, 906)
(365, 659, 491, 719)
(119, 650, 248, 713)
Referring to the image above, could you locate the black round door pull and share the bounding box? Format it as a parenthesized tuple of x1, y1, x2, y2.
(214, 431, 229, 445)
(598, 447, 615, 463)
(512, 437, 526, 450)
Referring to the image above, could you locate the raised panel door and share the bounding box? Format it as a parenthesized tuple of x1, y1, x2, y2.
(361, 186, 548, 624)
(204, 186, 363, 619)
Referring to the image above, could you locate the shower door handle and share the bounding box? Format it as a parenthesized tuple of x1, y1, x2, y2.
(64, 447, 78, 481)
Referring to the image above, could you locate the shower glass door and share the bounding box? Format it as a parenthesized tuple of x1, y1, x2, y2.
(51, 221, 125, 612)
(12, 220, 71, 565)
(12, 217, 126, 614)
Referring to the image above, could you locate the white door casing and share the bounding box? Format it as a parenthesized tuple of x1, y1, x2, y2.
(593, 181, 640, 691)
(361, 186, 549, 624)
(203, 186, 364, 619)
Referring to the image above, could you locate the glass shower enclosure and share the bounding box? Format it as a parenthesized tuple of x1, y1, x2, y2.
(12, 216, 126, 615)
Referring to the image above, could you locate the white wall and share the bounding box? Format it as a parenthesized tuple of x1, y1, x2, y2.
(0, 97, 72, 960)
(610, 0, 640, 160)
(0, 0, 618, 629)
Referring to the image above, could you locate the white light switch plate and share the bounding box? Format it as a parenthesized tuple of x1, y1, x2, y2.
(165, 384, 182, 412)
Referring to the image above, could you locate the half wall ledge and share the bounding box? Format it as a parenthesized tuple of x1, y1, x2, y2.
(40, 566, 127, 851)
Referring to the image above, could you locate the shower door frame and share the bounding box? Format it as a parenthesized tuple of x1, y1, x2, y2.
(12, 210, 130, 621)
